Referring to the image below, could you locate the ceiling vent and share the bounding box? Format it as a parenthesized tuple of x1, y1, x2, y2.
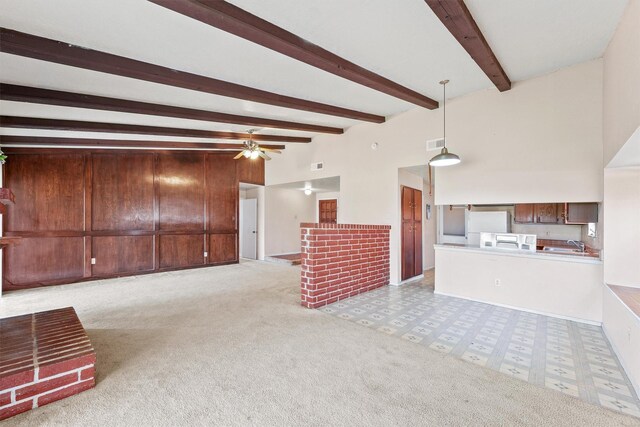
(310, 161, 324, 172)
(426, 137, 445, 151)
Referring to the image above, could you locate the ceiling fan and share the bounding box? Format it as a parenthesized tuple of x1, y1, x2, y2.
(233, 130, 281, 161)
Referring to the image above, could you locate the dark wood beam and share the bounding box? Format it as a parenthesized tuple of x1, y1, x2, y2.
(0, 135, 285, 150)
(149, 0, 439, 110)
(0, 27, 385, 123)
(0, 84, 344, 135)
(0, 116, 311, 143)
(425, 0, 511, 91)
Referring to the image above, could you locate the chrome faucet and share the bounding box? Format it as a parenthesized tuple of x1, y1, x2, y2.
(567, 240, 585, 252)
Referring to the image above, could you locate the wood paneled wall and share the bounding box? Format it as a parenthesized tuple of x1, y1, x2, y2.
(2, 150, 264, 291)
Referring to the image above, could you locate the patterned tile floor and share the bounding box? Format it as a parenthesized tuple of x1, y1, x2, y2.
(320, 273, 640, 419)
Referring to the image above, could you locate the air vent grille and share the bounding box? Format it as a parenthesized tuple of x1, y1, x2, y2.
(426, 137, 445, 151)
(310, 162, 324, 171)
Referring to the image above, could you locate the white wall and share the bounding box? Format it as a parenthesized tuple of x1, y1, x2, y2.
(266, 60, 604, 284)
(603, 167, 640, 287)
(600, 2, 640, 396)
(264, 186, 315, 256)
(435, 246, 603, 323)
(603, 0, 640, 165)
(603, 287, 640, 397)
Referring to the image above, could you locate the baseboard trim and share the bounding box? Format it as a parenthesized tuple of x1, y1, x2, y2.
(390, 274, 424, 287)
(433, 290, 602, 326)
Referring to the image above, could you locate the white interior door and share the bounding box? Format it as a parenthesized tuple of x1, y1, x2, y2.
(240, 199, 258, 259)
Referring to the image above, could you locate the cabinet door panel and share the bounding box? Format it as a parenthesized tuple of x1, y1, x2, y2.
(207, 155, 238, 232)
(4, 154, 85, 231)
(401, 186, 413, 221)
(236, 157, 265, 185)
(157, 154, 205, 231)
(535, 203, 558, 224)
(92, 235, 154, 276)
(413, 189, 423, 274)
(4, 237, 84, 289)
(159, 234, 205, 269)
(565, 203, 598, 224)
(92, 154, 154, 231)
(209, 233, 237, 264)
(514, 204, 535, 223)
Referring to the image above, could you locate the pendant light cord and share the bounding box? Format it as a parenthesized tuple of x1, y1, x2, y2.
(442, 81, 446, 148)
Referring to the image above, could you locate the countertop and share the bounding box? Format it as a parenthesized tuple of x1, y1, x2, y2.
(434, 243, 602, 264)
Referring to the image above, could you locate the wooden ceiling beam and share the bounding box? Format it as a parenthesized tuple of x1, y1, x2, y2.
(0, 116, 311, 143)
(0, 84, 344, 135)
(425, 0, 511, 91)
(149, 0, 439, 110)
(0, 27, 385, 123)
(0, 135, 285, 150)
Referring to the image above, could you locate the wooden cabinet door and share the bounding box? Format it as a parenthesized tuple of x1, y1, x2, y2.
(206, 154, 238, 233)
(412, 190, 423, 275)
(319, 199, 337, 224)
(535, 203, 558, 223)
(565, 203, 598, 224)
(514, 204, 535, 223)
(401, 186, 423, 281)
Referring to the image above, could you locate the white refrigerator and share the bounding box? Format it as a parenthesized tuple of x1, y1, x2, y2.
(466, 211, 511, 246)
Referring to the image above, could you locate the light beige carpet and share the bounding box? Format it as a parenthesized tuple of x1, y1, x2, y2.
(0, 261, 638, 426)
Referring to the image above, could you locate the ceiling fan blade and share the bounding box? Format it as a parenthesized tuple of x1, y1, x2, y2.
(233, 151, 244, 160)
(258, 151, 271, 161)
(260, 148, 282, 153)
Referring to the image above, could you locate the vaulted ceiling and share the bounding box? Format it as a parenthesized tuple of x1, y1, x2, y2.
(0, 0, 629, 150)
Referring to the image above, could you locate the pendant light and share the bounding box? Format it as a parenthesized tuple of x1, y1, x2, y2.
(429, 79, 461, 167)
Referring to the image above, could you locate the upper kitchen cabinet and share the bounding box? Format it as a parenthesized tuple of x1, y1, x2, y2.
(513, 202, 598, 224)
(564, 203, 598, 224)
(514, 204, 535, 223)
(535, 203, 560, 224)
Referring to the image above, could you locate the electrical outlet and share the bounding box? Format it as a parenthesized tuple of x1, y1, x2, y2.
(495, 279, 501, 287)
(91, 258, 96, 265)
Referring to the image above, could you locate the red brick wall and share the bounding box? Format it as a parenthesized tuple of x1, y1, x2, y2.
(300, 223, 391, 308)
(0, 308, 96, 420)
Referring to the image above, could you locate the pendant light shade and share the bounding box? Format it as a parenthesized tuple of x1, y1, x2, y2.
(429, 147, 460, 166)
(429, 80, 460, 167)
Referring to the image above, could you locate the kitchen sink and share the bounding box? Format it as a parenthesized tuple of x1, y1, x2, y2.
(542, 246, 583, 253)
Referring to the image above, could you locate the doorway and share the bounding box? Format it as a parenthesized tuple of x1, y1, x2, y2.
(319, 199, 337, 224)
(401, 186, 423, 281)
(240, 198, 257, 259)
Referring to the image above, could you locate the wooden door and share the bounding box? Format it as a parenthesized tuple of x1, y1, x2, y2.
(319, 199, 337, 224)
(535, 203, 558, 224)
(401, 186, 423, 281)
(514, 204, 535, 223)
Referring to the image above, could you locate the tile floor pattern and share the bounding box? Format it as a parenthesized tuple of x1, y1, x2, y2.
(321, 281, 640, 419)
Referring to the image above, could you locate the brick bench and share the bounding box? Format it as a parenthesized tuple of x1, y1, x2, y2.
(0, 307, 96, 420)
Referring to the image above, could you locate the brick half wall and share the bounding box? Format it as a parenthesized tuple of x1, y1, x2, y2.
(300, 223, 391, 308)
(0, 307, 96, 420)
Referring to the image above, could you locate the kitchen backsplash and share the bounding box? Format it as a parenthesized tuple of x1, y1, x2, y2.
(512, 223, 582, 241)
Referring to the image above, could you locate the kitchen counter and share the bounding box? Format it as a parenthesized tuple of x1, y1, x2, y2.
(435, 243, 602, 264)
(434, 244, 603, 323)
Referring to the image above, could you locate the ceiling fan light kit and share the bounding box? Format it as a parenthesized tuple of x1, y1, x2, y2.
(234, 129, 281, 161)
(429, 79, 461, 167)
